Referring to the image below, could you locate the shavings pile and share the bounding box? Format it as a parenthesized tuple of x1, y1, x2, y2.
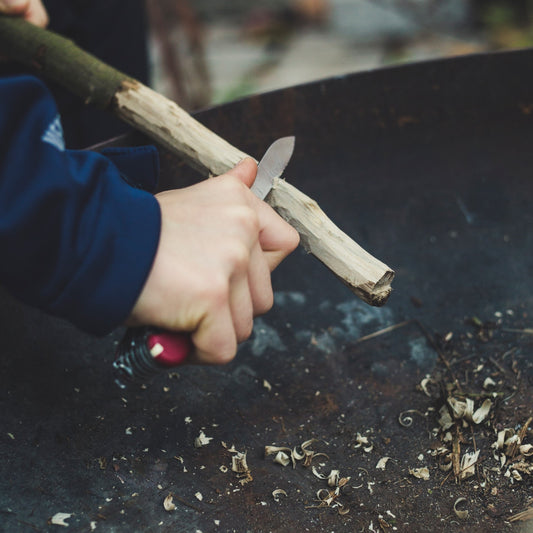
(403, 319, 533, 499)
(265, 439, 351, 514)
(264, 438, 329, 469)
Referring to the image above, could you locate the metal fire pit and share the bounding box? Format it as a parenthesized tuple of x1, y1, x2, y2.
(1, 50, 533, 532)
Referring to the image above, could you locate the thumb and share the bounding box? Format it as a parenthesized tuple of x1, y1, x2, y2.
(225, 157, 258, 189)
(0, 0, 28, 13)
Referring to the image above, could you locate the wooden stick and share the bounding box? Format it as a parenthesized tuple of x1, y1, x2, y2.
(0, 16, 394, 306)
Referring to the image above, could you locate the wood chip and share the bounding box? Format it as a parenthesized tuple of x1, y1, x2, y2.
(453, 497, 469, 519)
(50, 513, 72, 527)
(194, 430, 213, 448)
(409, 467, 430, 480)
(376, 457, 390, 470)
(163, 494, 176, 511)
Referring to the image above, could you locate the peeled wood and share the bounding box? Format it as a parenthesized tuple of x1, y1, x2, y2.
(0, 16, 394, 306)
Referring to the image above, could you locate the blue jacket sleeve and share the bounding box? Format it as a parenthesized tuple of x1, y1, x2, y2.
(0, 75, 161, 335)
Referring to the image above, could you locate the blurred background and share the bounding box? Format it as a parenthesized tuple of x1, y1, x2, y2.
(145, 0, 533, 110)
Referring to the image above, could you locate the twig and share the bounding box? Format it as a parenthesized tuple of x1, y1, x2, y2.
(501, 328, 533, 335)
(172, 494, 204, 513)
(509, 507, 533, 522)
(355, 320, 412, 343)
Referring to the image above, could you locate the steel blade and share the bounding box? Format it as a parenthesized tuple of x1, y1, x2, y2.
(250, 136, 295, 200)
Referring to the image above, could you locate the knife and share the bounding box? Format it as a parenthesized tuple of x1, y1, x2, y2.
(0, 17, 394, 308)
(113, 137, 296, 388)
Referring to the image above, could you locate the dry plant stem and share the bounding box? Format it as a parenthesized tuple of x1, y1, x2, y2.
(0, 15, 394, 306)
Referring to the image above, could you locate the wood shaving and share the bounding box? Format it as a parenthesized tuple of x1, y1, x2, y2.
(194, 430, 213, 448)
(483, 377, 497, 389)
(471, 399, 492, 424)
(409, 467, 430, 480)
(265, 439, 328, 469)
(163, 494, 176, 511)
(327, 469, 340, 487)
(230, 449, 253, 485)
(50, 513, 72, 527)
(459, 450, 479, 480)
(274, 451, 291, 467)
(353, 432, 373, 453)
(420, 376, 437, 397)
(453, 497, 469, 519)
(376, 457, 390, 470)
(272, 489, 288, 502)
(520, 444, 533, 457)
(446, 397, 492, 424)
(399, 409, 427, 428)
(438, 406, 454, 431)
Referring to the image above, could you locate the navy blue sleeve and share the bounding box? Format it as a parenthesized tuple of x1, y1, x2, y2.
(0, 75, 161, 335)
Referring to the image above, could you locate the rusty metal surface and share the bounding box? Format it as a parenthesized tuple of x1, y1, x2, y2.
(1, 50, 533, 532)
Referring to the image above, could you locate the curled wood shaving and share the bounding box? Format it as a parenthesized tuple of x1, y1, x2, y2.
(272, 489, 287, 502)
(438, 407, 454, 431)
(327, 470, 340, 487)
(459, 450, 479, 480)
(231, 452, 248, 473)
(483, 377, 497, 389)
(399, 409, 426, 428)
(420, 376, 438, 397)
(229, 448, 253, 485)
(353, 432, 373, 453)
(492, 428, 514, 451)
(376, 457, 390, 470)
(471, 399, 492, 424)
(163, 494, 176, 512)
(409, 467, 430, 480)
(448, 397, 467, 419)
(266, 440, 328, 469)
(274, 451, 291, 467)
(453, 497, 469, 519)
(520, 444, 533, 457)
(439, 456, 453, 472)
(50, 513, 72, 527)
(265, 446, 294, 468)
(311, 466, 328, 480)
(447, 397, 492, 424)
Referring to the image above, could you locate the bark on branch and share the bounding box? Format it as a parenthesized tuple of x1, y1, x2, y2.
(0, 15, 394, 306)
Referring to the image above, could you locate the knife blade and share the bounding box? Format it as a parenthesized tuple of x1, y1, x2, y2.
(113, 137, 296, 388)
(251, 136, 295, 200)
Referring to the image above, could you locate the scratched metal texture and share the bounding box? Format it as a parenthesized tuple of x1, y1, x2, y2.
(1, 50, 533, 532)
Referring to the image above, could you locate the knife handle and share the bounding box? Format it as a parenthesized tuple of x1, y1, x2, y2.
(0, 17, 394, 305)
(113, 328, 192, 388)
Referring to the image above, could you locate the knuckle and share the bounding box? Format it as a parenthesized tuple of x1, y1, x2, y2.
(212, 344, 237, 365)
(225, 242, 251, 272)
(232, 205, 259, 233)
(200, 274, 229, 309)
(254, 286, 274, 316)
(236, 318, 254, 343)
(221, 175, 247, 196)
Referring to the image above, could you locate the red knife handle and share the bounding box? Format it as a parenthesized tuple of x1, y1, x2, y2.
(113, 327, 192, 388)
